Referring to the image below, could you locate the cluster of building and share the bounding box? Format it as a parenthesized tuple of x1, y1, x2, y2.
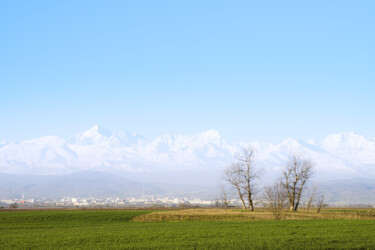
(0, 195, 241, 208)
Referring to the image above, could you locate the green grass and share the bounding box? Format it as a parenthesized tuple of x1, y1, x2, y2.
(1, 210, 375, 249)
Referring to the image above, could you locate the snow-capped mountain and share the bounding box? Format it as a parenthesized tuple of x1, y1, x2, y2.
(74, 125, 143, 147)
(0, 126, 374, 182)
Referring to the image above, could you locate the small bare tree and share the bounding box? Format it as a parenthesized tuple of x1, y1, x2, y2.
(281, 154, 314, 212)
(223, 162, 246, 209)
(316, 195, 325, 213)
(306, 185, 318, 212)
(264, 182, 288, 220)
(219, 183, 229, 210)
(236, 147, 259, 211)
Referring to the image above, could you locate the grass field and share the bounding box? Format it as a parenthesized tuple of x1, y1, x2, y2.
(1, 209, 375, 249)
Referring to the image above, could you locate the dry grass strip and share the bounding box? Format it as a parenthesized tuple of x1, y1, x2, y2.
(131, 208, 375, 222)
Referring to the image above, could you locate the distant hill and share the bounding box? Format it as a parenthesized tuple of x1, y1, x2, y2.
(1, 170, 375, 206)
(0, 171, 216, 200)
(317, 178, 375, 206)
(0, 171, 162, 199)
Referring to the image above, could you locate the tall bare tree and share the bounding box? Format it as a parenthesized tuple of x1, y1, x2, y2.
(223, 162, 246, 209)
(281, 154, 314, 212)
(236, 147, 259, 211)
(263, 182, 288, 220)
(223, 147, 260, 210)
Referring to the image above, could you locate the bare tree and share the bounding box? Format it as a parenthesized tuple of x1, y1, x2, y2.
(263, 182, 288, 220)
(316, 194, 325, 213)
(236, 147, 259, 211)
(223, 162, 247, 209)
(281, 154, 314, 212)
(306, 185, 318, 212)
(219, 183, 229, 210)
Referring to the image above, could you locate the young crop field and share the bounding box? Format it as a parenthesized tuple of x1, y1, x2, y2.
(1, 209, 375, 249)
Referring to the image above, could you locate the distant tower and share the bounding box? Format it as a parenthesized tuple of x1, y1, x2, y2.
(142, 183, 145, 199)
(22, 193, 25, 201)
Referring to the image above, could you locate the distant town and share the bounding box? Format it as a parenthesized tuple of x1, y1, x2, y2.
(0, 195, 244, 209)
(2, 195, 374, 209)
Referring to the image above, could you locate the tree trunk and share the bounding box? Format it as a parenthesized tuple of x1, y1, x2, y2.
(294, 181, 306, 212)
(240, 196, 246, 209)
(247, 188, 254, 211)
(236, 187, 246, 209)
(294, 201, 300, 211)
(289, 196, 295, 211)
(249, 198, 254, 211)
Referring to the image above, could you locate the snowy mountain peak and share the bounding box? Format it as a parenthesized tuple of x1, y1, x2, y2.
(196, 129, 222, 145)
(201, 129, 220, 137)
(277, 138, 303, 150)
(74, 126, 144, 147)
(281, 137, 300, 145)
(82, 125, 112, 138)
(75, 125, 113, 145)
(321, 131, 375, 152)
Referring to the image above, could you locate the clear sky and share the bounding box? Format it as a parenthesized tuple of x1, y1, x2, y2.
(1, 1, 374, 143)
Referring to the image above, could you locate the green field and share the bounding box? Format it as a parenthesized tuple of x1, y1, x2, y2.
(1, 210, 375, 249)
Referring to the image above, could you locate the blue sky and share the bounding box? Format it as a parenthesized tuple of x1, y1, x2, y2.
(1, 1, 374, 143)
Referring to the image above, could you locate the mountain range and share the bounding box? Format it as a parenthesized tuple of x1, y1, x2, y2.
(1, 125, 375, 183)
(0, 171, 215, 200)
(1, 126, 375, 203)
